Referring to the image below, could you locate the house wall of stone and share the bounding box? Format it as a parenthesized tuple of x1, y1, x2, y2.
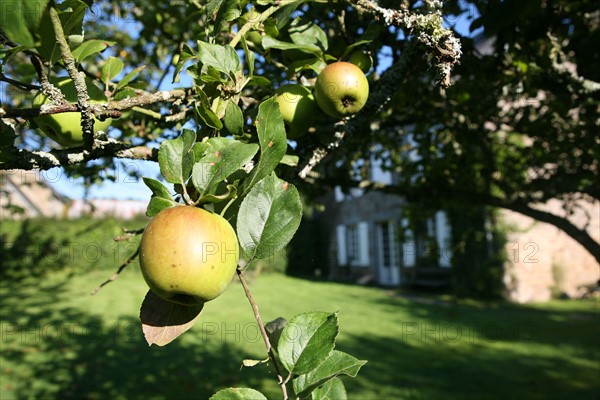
(326, 189, 406, 284)
(501, 199, 600, 303)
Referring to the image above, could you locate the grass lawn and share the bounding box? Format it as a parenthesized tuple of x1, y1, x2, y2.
(1, 266, 599, 399)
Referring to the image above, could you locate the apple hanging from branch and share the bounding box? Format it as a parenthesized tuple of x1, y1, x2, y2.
(314, 61, 370, 119)
(138, 206, 240, 306)
(32, 78, 112, 147)
(274, 83, 317, 139)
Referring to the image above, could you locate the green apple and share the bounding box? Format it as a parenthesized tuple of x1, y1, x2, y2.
(314, 62, 369, 119)
(348, 50, 373, 73)
(139, 206, 240, 306)
(32, 78, 112, 147)
(274, 84, 317, 139)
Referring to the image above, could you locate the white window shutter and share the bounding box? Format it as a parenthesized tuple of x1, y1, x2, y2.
(336, 225, 347, 266)
(401, 218, 416, 267)
(436, 211, 452, 267)
(358, 222, 370, 267)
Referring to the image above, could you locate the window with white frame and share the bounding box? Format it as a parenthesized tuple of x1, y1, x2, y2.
(336, 222, 370, 267)
(347, 224, 360, 265)
(378, 220, 400, 268)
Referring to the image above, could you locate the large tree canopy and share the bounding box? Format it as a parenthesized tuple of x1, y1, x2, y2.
(1, 0, 598, 263)
(319, 0, 600, 263)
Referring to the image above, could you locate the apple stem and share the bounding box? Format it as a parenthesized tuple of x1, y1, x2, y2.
(219, 196, 237, 217)
(236, 268, 289, 400)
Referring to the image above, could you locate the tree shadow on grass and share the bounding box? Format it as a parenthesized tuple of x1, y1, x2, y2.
(368, 293, 600, 355)
(0, 277, 276, 399)
(336, 294, 600, 400)
(0, 219, 71, 278)
(338, 331, 599, 400)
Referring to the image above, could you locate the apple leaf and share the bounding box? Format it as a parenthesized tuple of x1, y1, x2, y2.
(224, 100, 245, 136)
(195, 88, 224, 130)
(172, 44, 197, 84)
(142, 177, 172, 199)
(197, 41, 241, 75)
(241, 358, 269, 368)
(192, 140, 258, 196)
(115, 65, 146, 90)
(0, 0, 50, 46)
(143, 177, 177, 216)
(264, 17, 279, 37)
(265, 317, 287, 351)
(214, 0, 241, 33)
(289, 18, 328, 51)
(146, 196, 178, 217)
(289, 57, 328, 75)
(209, 388, 267, 400)
(72, 39, 115, 62)
(293, 350, 367, 398)
(240, 36, 255, 77)
(237, 173, 302, 261)
(280, 154, 299, 167)
(158, 129, 196, 185)
(262, 37, 321, 55)
(242, 98, 287, 194)
(311, 378, 347, 400)
(140, 290, 204, 346)
(277, 312, 339, 375)
(101, 56, 125, 84)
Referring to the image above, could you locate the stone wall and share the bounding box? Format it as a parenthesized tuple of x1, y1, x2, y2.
(501, 199, 600, 303)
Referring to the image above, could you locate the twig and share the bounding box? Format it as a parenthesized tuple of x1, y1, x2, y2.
(30, 54, 68, 105)
(0, 143, 158, 171)
(1, 103, 121, 119)
(113, 227, 145, 242)
(0, 73, 40, 91)
(237, 268, 288, 400)
(347, 0, 461, 87)
(2, 88, 191, 120)
(48, 6, 95, 148)
(90, 246, 140, 295)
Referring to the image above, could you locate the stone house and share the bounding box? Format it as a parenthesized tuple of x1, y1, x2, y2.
(324, 165, 599, 303)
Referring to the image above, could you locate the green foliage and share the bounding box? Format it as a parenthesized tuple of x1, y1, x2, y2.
(0, 0, 51, 47)
(237, 173, 302, 261)
(448, 206, 507, 300)
(286, 206, 330, 278)
(277, 312, 339, 375)
(210, 387, 268, 400)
